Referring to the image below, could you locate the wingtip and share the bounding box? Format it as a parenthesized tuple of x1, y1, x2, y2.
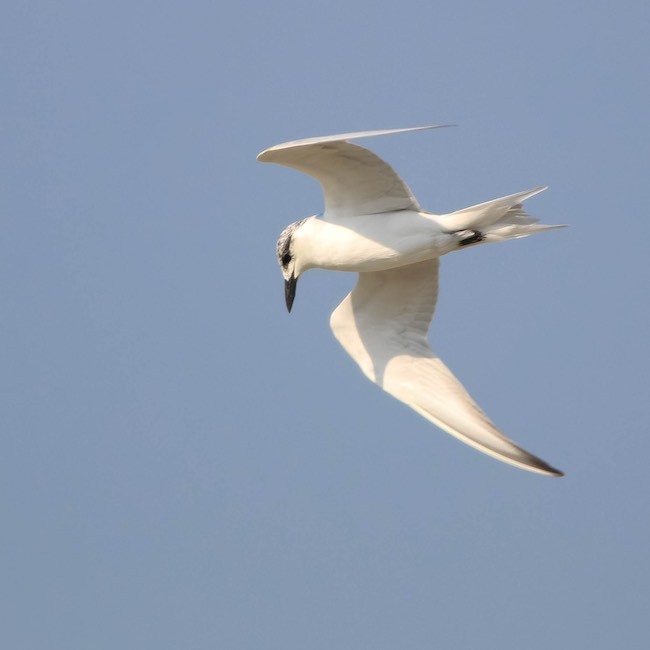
(256, 124, 457, 160)
(530, 457, 565, 477)
(411, 124, 458, 133)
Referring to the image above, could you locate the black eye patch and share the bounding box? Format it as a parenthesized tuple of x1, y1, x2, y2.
(281, 253, 292, 266)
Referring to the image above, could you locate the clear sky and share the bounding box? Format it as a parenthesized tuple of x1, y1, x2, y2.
(2, 1, 649, 648)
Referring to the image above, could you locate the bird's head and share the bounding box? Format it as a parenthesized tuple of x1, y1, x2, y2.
(276, 218, 311, 312)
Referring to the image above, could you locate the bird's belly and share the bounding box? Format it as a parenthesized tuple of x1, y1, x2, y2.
(311, 212, 452, 272)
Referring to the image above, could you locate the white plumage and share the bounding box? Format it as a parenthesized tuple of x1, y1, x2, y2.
(259, 126, 564, 476)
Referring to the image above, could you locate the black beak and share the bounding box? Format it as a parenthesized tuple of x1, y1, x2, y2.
(284, 275, 297, 312)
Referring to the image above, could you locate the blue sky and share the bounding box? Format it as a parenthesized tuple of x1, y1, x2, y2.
(2, 1, 649, 648)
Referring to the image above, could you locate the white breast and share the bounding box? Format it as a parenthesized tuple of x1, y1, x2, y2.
(298, 213, 452, 273)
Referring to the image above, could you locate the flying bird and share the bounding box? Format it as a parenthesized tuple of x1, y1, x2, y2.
(258, 126, 564, 476)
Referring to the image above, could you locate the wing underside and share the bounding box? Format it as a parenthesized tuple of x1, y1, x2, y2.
(257, 126, 449, 217)
(329, 260, 563, 476)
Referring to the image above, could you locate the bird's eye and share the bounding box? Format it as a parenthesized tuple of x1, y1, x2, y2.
(281, 253, 292, 266)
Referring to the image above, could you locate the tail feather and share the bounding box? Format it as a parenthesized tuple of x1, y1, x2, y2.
(442, 187, 566, 243)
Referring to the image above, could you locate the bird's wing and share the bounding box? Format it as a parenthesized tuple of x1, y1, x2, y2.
(329, 259, 563, 476)
(257, 126, 450, 218)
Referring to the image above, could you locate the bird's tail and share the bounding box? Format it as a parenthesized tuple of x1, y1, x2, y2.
(442, 187, 565, 243)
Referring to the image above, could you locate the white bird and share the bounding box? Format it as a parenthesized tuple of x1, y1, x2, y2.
(258, 126, 564, 476)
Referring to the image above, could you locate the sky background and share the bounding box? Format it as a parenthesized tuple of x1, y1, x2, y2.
(2, 1, 649, 648)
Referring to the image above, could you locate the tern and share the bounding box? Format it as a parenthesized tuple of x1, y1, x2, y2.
(258, 126, 564, 476)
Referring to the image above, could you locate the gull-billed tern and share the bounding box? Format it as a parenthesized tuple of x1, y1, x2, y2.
(258, 126, 564, 476)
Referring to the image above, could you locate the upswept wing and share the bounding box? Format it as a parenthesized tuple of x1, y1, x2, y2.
(257, 126, 449, 218)
(329, 259, 563, 476)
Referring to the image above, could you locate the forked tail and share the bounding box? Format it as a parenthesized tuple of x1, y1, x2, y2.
(443, 187, 565, 243)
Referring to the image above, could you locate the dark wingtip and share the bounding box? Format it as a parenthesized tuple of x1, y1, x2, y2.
(536, 459, 565, 477)
(520, 449, 564, 477)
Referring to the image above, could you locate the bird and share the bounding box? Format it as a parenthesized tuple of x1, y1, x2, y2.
(257, 126, 564, 476)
